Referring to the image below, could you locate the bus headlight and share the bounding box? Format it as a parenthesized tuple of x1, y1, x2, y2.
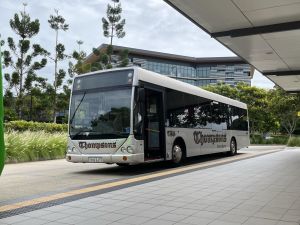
(126, 146, 134, 154)
(67, 147, 76, 153)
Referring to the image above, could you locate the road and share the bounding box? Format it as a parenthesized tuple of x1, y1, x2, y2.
(0, 145, 284, 206)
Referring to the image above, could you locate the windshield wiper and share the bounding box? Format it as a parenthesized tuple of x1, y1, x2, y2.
(69, 91, 86, 125)
(71, 128, 93, 139)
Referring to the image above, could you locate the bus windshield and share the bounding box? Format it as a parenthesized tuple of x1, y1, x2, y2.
(69, 70, 133, 140)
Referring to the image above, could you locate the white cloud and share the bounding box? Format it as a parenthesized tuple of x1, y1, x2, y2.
(252, 70, 275, 89)
(0, 0, 274, 88)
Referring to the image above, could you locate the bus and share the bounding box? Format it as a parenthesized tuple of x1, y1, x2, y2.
(66, 67, 249, 165)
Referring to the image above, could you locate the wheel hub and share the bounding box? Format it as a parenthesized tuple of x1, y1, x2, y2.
(173, 145, 182, 163)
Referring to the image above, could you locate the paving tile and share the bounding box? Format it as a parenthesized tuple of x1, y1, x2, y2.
(169, 208, 198, 216)
(218, 213, 249, 223)
(54, 215, 88, 225)
(280, 214, 300, 223)
(138, 210, 166, 218)
(254, 211, 284, 220)
(179, 216, 213, 225)
(36, 212, 67, 221)
(96, 212, 128, 222)
(208, 220, 242, 225)
(0, 215, 32, 224)
(142, 219, 176, 225)
(78, 218, 111, 225)
(120, 215, 151, 225)
(157, 213, 188, 222)
(276, 221, 299, 225)
(243, 217, 278, 225)
(191, 210, 223, 220)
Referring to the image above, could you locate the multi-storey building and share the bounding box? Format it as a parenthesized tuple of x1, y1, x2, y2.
(85, 44, 254, 86)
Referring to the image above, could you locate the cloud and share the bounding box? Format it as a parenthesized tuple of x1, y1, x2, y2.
(0, 0, 274, 88)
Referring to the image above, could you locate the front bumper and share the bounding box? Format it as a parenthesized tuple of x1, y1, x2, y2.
(66, 153, 144, 164)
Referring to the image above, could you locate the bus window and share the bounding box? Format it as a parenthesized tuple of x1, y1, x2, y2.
(229, 106, 248, 131)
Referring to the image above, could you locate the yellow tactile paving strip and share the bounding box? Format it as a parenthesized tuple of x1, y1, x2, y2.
(0, 150, 280, 213)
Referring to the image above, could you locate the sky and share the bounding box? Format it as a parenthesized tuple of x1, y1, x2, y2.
(0, 0, 275, 89)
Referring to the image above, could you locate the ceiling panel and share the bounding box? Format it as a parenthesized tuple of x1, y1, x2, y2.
(244, 3, 300, 26)
(166, 0, 300, 91)
(218, 35, 283, 61)
(170, 0, 251, 32)
(232, 0, 300, 12)
(267, 75, 300, 91)
(284, 57, 300, 70)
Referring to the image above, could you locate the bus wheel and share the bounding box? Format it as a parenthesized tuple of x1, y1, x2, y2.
(172, 143, 184, 164)
(228, 138, 237, 156)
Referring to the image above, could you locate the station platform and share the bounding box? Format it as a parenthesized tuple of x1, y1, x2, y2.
(1, 148, 300, 225)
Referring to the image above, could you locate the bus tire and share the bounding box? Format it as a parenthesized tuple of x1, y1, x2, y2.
(172, 139, 186, 165)
(228, 138, 237, 156)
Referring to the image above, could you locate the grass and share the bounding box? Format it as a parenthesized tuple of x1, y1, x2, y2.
(250, 134, 289, 145)
(5, 131, 67, 163)
(287, 136, 300, 147)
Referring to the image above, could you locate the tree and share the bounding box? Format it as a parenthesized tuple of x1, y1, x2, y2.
(3, 3, 48, 118)
(102, 0, 126, 46)
(48, 9, 69, 123)
(89, 45, 129, 72)
(270, 88, 300, 137)
(68, 40, 89, 77)
(204, 82, 279, 135)
(102, 0, 126, 63)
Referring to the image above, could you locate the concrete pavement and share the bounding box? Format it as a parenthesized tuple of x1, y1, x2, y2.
(0, 146, 282, 205)
(1, 147, 300, 224)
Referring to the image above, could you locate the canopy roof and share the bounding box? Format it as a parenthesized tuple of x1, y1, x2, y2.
(165, 0, 300, 92)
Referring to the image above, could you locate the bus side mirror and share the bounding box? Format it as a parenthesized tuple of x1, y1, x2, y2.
(138, 88, 145, 103)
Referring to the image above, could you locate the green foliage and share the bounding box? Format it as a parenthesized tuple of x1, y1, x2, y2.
(88, 45, 129, 72)
(204, 82, 279, 134)
(287, 136, 300, 147)
(5, 131, 67, 163)
(102, 0, 126, 46)
(3, 4, 49, 118)
(68, 40, 88, 76)
(269, 88, 300, 136)
(250, 134, 289, 145)
(5, 120, 68, 133)
(48, 9, 70, 123)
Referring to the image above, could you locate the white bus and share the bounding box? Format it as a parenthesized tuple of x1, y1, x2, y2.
(66, 67, 249, 165)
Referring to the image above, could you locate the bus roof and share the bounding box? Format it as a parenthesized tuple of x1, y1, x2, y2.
(133, 67, 247, 109)
(77, 67, 247, 109)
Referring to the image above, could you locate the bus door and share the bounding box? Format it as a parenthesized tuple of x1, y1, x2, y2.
(144, 89, 165, 160)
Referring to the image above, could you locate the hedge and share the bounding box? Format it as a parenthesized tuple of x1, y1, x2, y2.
(5, 120, 68, 133)
(287, 136, 300, 147)
(250, 134, 289, 145)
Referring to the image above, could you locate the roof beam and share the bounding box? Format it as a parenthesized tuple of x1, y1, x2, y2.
(212, 21, 300, 38)
(263, 70, 300, 76)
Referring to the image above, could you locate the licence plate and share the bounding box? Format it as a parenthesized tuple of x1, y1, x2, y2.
(88, 157, 103, 163)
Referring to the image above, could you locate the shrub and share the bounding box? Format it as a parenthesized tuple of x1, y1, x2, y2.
(5, 120, 68, 133)
(287, 137, 300, 147)
(5, 131, 67, 163)
(250, 134, 289, 145)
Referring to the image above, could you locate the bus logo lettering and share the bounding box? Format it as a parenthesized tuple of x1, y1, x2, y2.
(193, 131, 226, 145)
(79, 142, 117, 149)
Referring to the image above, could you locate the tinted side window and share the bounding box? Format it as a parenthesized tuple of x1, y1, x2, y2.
(167, 91, 186, 128)
(229, 106, 248, 131)
(166, 89, 212, 129)
(195, 102, 212, 129)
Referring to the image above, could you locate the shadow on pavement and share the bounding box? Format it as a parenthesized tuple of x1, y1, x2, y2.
(75, 152, 245, 177)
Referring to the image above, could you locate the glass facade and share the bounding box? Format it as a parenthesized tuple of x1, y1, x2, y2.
(111, 51, 252, 87)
